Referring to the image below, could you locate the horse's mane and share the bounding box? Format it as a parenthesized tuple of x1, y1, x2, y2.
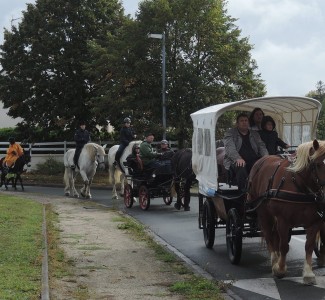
(84, 143, 105, 157)
(287, 140, 325, 173)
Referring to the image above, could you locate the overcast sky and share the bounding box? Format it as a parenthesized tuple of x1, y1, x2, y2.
(0, 0, 324, 126)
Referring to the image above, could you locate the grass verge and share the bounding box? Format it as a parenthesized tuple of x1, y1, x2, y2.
(115, 213, 225, 300)
(0, 194, 43, 299)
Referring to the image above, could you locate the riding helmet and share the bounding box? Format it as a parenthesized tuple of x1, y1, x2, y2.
(160, 140, 168, 145)
(79, 120, 86, 126)
(124, 117, 131, 124)
(8, 137, 15, 143)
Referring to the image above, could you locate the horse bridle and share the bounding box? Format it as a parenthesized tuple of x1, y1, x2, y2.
(94, 146, 105, 166)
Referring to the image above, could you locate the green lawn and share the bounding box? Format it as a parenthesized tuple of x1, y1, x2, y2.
(0, 194, 43, 299)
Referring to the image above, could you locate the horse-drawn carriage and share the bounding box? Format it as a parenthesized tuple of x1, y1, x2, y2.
(123, 153, 174, 210)
(191, 96, 325, 284)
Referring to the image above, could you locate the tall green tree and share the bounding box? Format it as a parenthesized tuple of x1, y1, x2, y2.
(306, 80, 325, 139)
(89, 0, 266, 144)
(0, 0, 125, 140)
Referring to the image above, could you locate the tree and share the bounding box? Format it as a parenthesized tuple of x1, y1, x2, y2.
(88, 0, 266, 145)
(306, 81, 325, 139)
(0, 0, 126, 140)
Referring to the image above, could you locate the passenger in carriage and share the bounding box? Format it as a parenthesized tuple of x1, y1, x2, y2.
(249, 107, 264, 130)
(139, 132, 163, 171)
(223, 113, 268, 192)
(158, 139, 174, 159)
(258, 115, 290, 155)
(126, 144, 143, 175)
(3, 137, 24, 173)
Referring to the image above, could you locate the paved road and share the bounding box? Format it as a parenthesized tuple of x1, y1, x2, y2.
(12, 185, 325, 300)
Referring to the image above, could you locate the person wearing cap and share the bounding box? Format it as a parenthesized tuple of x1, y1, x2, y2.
(71, 120, 91, 169)
(3, 137, 24, 169)
(114, 117, 137, 166)
(139, 133, 162, 170)
(158, 139, 174, 160)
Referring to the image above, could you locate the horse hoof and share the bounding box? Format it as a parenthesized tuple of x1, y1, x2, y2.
(112, 195, 118, 200)
(174, 203, 181, 210)
(303, 276, 316, 285)
(65, 192, 70, 197)
(184, 206, 190, 211)
(272, 264, 286, 279)
(119, 193, 124, 197)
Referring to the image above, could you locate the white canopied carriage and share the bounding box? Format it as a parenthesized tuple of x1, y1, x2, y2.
(191, 96, 322, 264)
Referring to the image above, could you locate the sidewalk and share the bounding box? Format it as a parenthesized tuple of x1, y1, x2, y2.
(46, 195, 188, 299)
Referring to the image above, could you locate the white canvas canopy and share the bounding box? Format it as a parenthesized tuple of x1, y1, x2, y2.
(190, 96, 322, 197)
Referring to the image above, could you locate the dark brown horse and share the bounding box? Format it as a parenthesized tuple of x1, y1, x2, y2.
(0, 148, 31, 191)
(248, 139, 325, 285)
(171, 149, 196, 211)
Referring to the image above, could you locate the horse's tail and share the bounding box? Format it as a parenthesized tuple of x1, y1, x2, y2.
(108, 164, 122, 185)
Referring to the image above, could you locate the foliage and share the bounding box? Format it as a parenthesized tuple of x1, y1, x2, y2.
(87, 0, 266, 146)
(0, 0, 266, 146)
(0, 195, 43, 299)
(306, 81, 325, 139)
(35, 156, 64, 175)
(0, 0, 126, 141)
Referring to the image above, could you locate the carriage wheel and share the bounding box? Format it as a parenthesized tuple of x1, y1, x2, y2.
(139, 185, 150, 210)
(226, 208, 243, 265)
(124, 184, 134, 208)
(163, 196, 173, 205)
(202, 199, 216, 249)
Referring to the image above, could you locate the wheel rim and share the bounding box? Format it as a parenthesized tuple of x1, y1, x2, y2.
(139, 186, 149, 209)
(124, 185, 132, 207)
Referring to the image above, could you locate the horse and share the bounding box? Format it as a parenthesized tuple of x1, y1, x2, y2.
(63, 143, 106, 198)
(247, 139, 325, 285)
(107, 140, 142, 199)
(171, 149, 196, 211)
(0, 148, 31, 191)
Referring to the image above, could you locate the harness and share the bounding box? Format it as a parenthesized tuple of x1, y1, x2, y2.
(248, 156, 325, 220)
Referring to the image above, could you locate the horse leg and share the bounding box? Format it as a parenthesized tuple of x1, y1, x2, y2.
(183, 178, 191, 211)
(109, 165, 119, 199)
(317, 224, 325, 267)
(258, 206, 279, 273)
(119, 173, 125, 196)
(272, 219, 289, 279)
(174, 180, 181, 210)
(302, 226, 318, 285)
(79, 170, 90, 198)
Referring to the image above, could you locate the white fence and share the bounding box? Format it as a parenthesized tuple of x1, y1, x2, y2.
(0, 141, 179, 171)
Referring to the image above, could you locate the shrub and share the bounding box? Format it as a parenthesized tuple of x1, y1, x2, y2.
(35, 157, 64, 175)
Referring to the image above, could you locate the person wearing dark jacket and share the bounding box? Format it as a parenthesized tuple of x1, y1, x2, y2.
(71, 121, 91, 169)
(258, 116, 290, 155)
(114, 117, 137, 165)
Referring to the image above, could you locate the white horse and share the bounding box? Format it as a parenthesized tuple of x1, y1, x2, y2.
(108, 140, 142, 199)
(64, 143, 106, 198)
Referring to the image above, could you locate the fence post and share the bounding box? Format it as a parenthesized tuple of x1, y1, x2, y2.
(64, 141, 67, 153)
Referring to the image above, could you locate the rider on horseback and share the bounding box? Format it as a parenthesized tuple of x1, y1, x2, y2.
(3, 137, 24, 176)
(114, 117, 137, 167)
(71, 120, 91, 169)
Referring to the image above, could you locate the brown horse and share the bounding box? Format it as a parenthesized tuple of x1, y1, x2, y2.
(248, 139, 325, 285)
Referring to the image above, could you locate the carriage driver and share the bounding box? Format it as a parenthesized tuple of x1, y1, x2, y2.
(140, 132, 162, 171)
(3, 137, 24, 171)
(223, 113, 268, 193)
(71, 120, 91, 169)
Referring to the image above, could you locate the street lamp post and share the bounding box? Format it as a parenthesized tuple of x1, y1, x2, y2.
(148, 33, 166, 139)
